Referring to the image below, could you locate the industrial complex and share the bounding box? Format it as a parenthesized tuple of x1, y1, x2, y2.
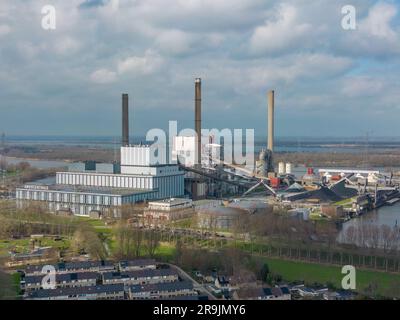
(14, 78, 400, 224)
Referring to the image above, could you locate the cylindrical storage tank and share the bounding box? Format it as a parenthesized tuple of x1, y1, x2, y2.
(285, 163, 292, 174)
(278, 162, 285, 175)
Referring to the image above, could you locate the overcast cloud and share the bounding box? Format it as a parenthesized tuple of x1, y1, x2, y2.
(0, 0, 399, 137)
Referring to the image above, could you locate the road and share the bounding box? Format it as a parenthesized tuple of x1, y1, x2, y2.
(166, 263, 217, 300)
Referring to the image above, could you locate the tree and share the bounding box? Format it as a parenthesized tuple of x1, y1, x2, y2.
(145, 229, 160, 258)
(0, 266, 16, 300)
(71, 224, 107, 260)
(259, 263, 270, 282)
(113, 223, 145, 259)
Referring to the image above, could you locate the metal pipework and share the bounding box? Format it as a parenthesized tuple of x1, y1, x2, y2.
(267, 90, 274, 152)
(122, 93, 129, 146)
(195, 78, 202, 165)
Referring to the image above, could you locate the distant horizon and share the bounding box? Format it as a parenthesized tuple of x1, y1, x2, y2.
(4, 134, 400, 141)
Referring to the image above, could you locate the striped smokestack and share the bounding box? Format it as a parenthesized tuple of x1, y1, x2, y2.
(195, 78, 202, 165)
(267, 90, 274, 152)
(122, 93, 129, 146)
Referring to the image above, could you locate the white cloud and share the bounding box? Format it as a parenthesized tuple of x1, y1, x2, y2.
(249, 4, 312, 55)
(90, 68, 117, 83)
(0, 24, 11, 36)
(360, 2, 397, 39)
(117, 50, 163, 75)
(342, 76, 385, 97)
(339, 2, 400, 57)
(155, 30, 192, 55)
(54, 37, 81, 55)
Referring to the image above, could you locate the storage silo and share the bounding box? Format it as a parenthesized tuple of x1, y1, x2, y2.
(278, 162, 286, 175)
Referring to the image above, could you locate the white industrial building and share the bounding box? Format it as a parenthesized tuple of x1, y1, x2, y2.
(16, 95, 185, 217)
(172, 135, 221, 168)
(16, 146, 185, 216)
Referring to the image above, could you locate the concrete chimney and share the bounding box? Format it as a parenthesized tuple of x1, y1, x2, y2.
(267, 90, 274, 152)
(195, 78, 202, 165)
(122, 93, 129, 146)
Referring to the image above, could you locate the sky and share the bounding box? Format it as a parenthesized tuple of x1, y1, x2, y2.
(0, 0, 399, 138)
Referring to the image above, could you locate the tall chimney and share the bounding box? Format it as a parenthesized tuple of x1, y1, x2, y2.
(267, 90, 274, 152)
(195, 78, 202, 165)
(122, 93, 129, 146)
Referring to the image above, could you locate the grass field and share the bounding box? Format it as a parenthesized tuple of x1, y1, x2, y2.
(259, 256, 400, 298)
(0, 238, 70, 257)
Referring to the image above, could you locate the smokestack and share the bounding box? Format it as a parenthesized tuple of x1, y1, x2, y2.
(267, 90, 274, 152)
(122, 93, 129, 146)
(195, 78, 202, 165)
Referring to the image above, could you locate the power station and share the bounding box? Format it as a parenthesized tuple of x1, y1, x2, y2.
(16, 79, 280, 216)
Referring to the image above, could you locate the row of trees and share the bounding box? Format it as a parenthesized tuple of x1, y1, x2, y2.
(0, 203, 79, 239)
(342, 224, 400, 254)
(113, 222, 161, 260)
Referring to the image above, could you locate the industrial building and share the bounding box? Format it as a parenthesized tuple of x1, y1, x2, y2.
(16, 94, 185, 217)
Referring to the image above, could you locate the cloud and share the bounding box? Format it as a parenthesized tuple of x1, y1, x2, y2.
(338, 2, 400, 57)
(53, 37, 81, 55)
(117, 50, 164, 75)
(155, 30, 193, 56)
(79, 0, 108, 9)
(342, 76, 385, 97)
(1, 0, 400, 136)
(0, 24, 11, 36)
(360, 2, 397, 39)
(249, 4, 312, 55)
(90, 69, 117, 83)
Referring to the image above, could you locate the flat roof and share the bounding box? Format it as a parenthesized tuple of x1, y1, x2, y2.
(149, 198, 192, 205)
(20, 184, 157, 196)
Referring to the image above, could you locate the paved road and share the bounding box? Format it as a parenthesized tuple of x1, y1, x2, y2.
(166, 263, 217, 300)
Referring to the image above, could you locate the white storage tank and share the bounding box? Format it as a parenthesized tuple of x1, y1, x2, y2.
(285, 163, 292, 174)
(278, 162, 286, 175)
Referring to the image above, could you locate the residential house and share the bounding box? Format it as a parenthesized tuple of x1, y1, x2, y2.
(102, 268, 178, 286)
(128, 281, 196, 300)
(25, 284, 125, 300)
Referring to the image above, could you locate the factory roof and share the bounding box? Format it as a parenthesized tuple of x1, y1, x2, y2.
(21, 183, 156, 196)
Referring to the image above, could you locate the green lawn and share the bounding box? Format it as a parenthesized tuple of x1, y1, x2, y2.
(260, 256, 400, 298)
(12, 273, 22, 298)
(0, 237, 71, 257)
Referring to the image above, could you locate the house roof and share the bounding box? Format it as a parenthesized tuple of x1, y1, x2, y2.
(129, 281, 193, 294)
(24, 272, 98, 284)
(102, 268, 177, 281)
(26, 284, 125, 299)
(119, 259, 156, 268)
(25, 260, 114, 274)
(217, 276, 229, 285)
